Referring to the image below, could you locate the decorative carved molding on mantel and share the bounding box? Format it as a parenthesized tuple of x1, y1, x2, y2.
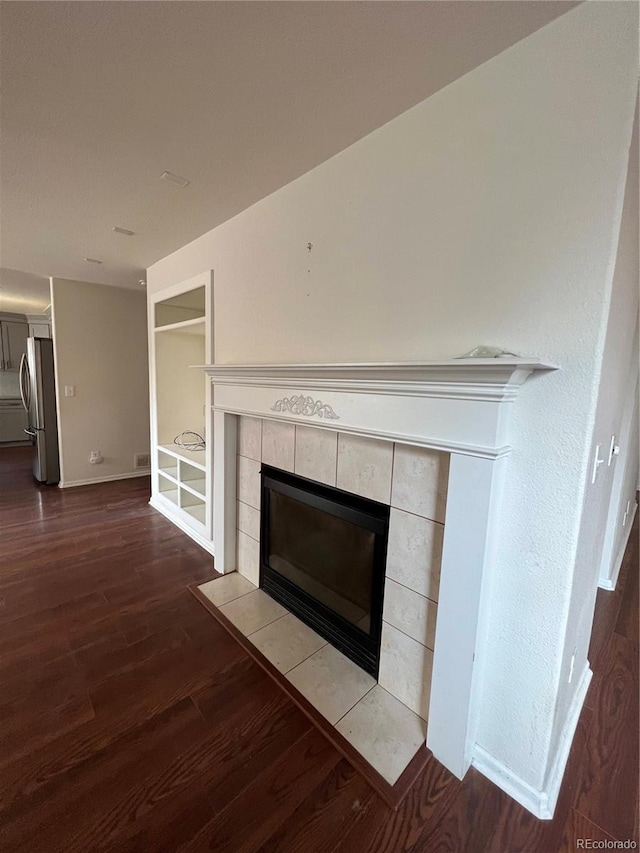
(200, 359, 558, 403)
(271, 394, 339, 419)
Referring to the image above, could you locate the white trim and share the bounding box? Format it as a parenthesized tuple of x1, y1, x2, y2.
(201, 359, 558, 403)
(203, 360, 558, 460)
(471, 664, 592, 819)
(599, 501, 637, 591)
(212, 410, 238, 573)
(214, 407, 512, 460)
(472, 746, 552, 821)
(49, 277, 65, 485)
(543, 664, 593, 818)
(209, 384, 533, 460)
(155, 316, 206, 335)
(148, 270, 214, 553)
(427, 454, 508, 778)
(58, 470, 150, 488)
(149, 496, 216, 556)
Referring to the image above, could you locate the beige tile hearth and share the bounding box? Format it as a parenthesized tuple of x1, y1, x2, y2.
(198, 573, 256, 607)
(335, 684, 427, 785)
(287, 643, 375, 724)
(249, 612, 327, 673)
(219, 588, 287, 635)
(196, 572, 428, 791)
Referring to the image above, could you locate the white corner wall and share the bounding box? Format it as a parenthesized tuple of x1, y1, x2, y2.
(547, 104, 639, 772)
(51, 278, 150, 487)
(146, 3, 638, 804)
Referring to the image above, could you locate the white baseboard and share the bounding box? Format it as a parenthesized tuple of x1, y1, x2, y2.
(149, 497, 215, 556)
(598, 501, 637, 591)
(471, 664, 592, 820)
(542, 664, 592, 818)
(59, 469, 150, 488)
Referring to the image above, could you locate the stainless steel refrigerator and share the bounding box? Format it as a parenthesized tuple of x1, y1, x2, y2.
(19, 337, 60, 485)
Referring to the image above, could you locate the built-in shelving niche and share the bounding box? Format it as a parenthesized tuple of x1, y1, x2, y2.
(149, 274, 213, 553)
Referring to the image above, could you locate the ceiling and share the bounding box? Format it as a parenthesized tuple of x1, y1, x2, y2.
(0, 1, 578, 310)
(0, 268, 50, 314)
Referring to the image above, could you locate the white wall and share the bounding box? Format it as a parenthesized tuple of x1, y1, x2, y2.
(155, 329, 206, 443)
(596, 327, 639, 590)
(147, 3, 638, 797)
(620, 380, 639, 532)
(51, 278, 150, 486)
(547, 104, 639, 778)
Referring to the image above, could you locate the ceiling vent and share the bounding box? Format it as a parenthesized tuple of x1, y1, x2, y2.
(112, 226, 135, 236)
(160, 171, 190, 188)
(83, 257, 102, 264)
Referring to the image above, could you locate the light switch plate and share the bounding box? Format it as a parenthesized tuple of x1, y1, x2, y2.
(591, 444, 604, 484)
(64, 385, 75, 397)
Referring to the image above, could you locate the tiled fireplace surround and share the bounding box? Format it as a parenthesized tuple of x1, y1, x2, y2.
(201, 360, 556, 794)
(233, 418, 446, 723)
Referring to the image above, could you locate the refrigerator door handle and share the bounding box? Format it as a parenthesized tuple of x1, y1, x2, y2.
(19, 352, 30, 412)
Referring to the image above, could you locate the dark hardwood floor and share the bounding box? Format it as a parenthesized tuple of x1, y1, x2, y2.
(0, 446, 637, 852)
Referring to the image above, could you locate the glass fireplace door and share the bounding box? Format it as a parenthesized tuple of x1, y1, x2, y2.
(260, 465, 389, 677)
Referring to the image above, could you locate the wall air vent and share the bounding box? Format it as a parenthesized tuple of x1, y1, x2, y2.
(134, 453, 151, 469)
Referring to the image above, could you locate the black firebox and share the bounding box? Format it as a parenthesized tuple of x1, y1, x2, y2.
(260, 465, 389, 678)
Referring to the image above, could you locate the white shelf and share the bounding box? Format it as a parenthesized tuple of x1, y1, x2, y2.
(159, 486, 179, 506)
(154, 317, 205, 336)
(158, 463, 178, 480)
(181, 477, 206, 497)
(157, 443, 207, 471)
(183, 503, 206, 524)
(150, 274, 212, 551)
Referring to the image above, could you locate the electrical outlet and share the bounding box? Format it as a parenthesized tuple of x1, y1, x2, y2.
(64, 385, 75, 397)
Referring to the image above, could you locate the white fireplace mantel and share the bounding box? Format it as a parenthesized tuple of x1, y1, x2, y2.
(202, 358, 556, 461)
(201, 358, 558, 792)
(201, 358, 555, 397)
